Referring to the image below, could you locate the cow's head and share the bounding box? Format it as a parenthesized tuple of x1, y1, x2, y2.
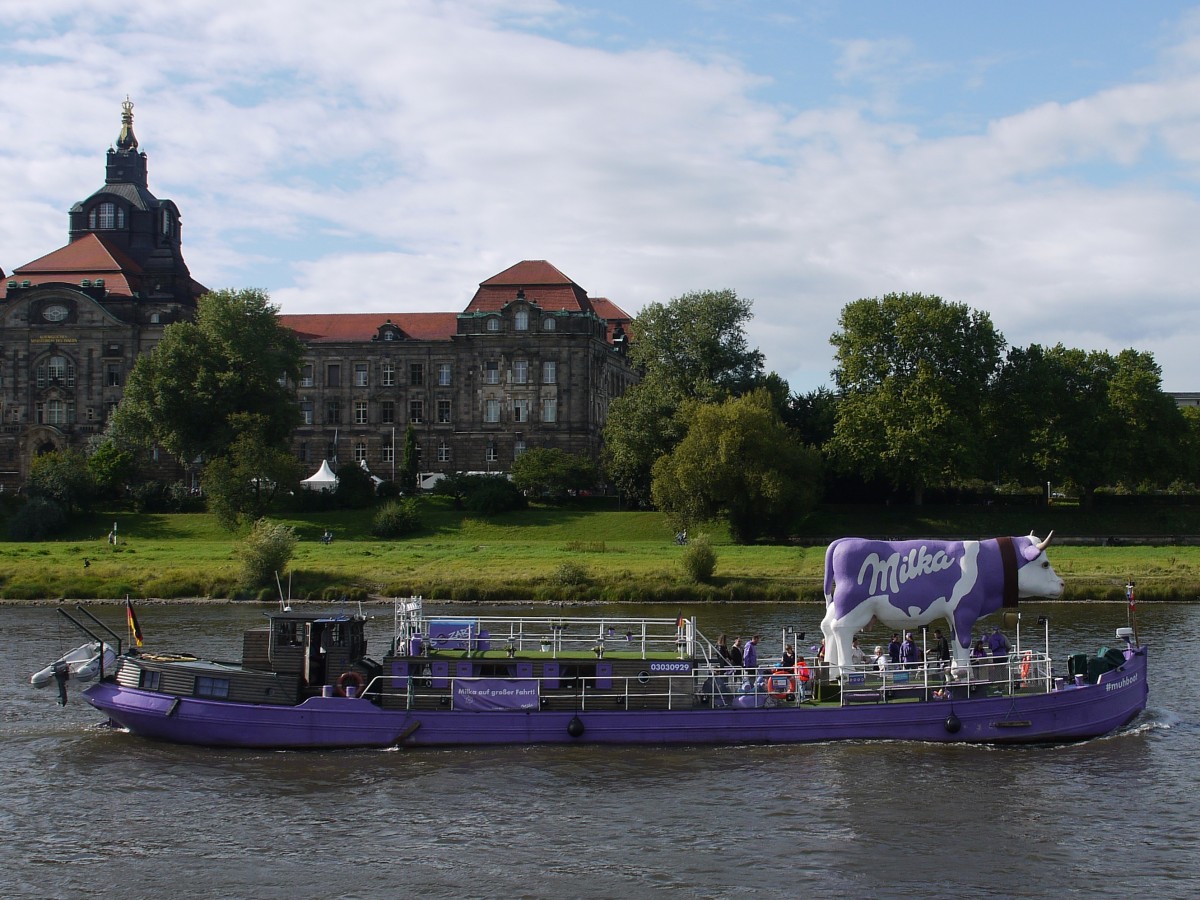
(1016, 531, 1064, 598)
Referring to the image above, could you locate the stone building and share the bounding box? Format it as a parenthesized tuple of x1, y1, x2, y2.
(0, 99, 205, 490)
(0, 102, 636, 490)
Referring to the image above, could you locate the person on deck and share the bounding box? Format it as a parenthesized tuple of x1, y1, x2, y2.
(780, 644, 796, 670)
(742, 635, 760, 674)
(988, 624, 1010, 660)
(888, 633, 902, 666)
(931, 629, 951, 663)
(730, 637, 744, 670)
(849, 638, 867, 671)
(715, 634, 733, 668)
(794, 656, 812, 700)
(874, 645, 889, 672)
(901, 632, 921, 668)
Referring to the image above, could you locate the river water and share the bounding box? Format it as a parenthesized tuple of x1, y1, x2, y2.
(2, 600, 1195, 899)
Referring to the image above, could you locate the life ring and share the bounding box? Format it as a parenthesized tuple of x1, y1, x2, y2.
(1019, 651, 1032, 681)
(335, 670, 365, 697)
(766, 669, 796, 699)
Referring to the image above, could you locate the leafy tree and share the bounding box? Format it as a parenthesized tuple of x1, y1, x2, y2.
(991, 344, 1187, 503)
(400, 425, 419, 493)
(86, 439, 137, 502)
(510, 448, 597, 498)
(112, 288, 303, 467)
(334, 462, 376, 509)
(680, 535, 717, 583)
(603, 289, 770, 505)
(651, 390, 823, 543)
(7, 497, 68, 541)
(236, 518, 297, 588)
(828, 293, 1004, 504)
(202, 414, 303, 530)
(630, 289, 764, 397)
(28, 449, 95, 512)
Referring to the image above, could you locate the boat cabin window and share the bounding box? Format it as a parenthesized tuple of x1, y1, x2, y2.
(275, 620, 303, 646)
(141, 670, 161, 690)
(556, 663, 596, 689)
(195, 676, 230, 699)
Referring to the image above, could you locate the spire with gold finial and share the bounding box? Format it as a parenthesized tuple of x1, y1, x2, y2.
(116, 95, 138, 151)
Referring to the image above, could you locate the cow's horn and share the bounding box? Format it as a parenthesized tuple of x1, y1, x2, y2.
(1034, 530, 1054, 552)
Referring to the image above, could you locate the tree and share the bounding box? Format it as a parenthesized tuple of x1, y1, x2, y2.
(112, 288, 303, 467)
(202, 414, 303, 529)
(510, 448, 597, 498)
(86, 439, 137, 502)
(236, 518, 297, 589)
(989, 345, 1188, 504)
(603, 289, 770, 505)
(334, 462, 376, 509)
(28, 448, 95, 512)
(630, 289, 764, 397)
(828, 293, 1004, 504)
(400, 425, 419, 493)
(650, 390, 823, 543)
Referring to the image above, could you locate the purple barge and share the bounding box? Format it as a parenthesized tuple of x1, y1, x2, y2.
(67, 596, 1147, 749)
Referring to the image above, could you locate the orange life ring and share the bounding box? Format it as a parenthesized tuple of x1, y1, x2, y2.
(335, 670, 365, 697)
(1019, 651, 1032, 681)
(766, 669, 796, 699)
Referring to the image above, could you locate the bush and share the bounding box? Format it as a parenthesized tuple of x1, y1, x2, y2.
(334, 463, 376, 509)
(372, 498, 422, 538)
(464, 477, 526, 516)
(553, 561, 591, 586)
(680, 536, 717, 583)
(7, 497, 69, 541)
(236, 518, 297, 588)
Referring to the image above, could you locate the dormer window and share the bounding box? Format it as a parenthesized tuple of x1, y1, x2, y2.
(89, 202, 124, 230)
(487, 317, 500, 332)
(515, 309, 529, 331)
(543, 317, 556, 331)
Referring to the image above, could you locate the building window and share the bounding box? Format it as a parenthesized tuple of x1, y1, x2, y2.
(300, 400, 313, 425)
(106, 363, 121, 387)
(37, 401, 70, 425)
(437, 441, 450, 463)
(542, 398, 557, 423)
(485, 399, 500, 423)
(515, 309, 528, 331)
(382, 362, 395, 387)
(485, 441, 498, 463)
(414, 443, 423, 466)
(437, 363, 451, 386)
(543, 361, 556, 385)
(355, 363, 368, 387)
(354, 442, 367, 462)
(382, 444, 394, 464)
(543, 317, 556, 331)
(298, 443, 310, 464)
(515, 439, 526, 458)
(487, 317, 500, 332)
(410, 363, 424, 386)
(325, 400, 342, 424)
(513, 399, 530, 423)
(355, 401, 368, 425)
(485, 361, 499, 385)
(437, 399, 451, 423)
(381, 400, 395, 425)
(195, 676, 230, 699)
(409, 400, 424, 423)
(513, 359, 528, 384)
(327, 364, 341, 387)
(98, 202, 116, 229)
(300, 364, 314, 387)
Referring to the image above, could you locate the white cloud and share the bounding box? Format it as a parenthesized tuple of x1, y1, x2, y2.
(4, 1, 1200, 393)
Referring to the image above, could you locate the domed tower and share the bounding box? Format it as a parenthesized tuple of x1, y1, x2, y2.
(65, 97, 203, 314)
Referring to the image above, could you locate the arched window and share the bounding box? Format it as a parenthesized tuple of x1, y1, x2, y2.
(515, 309, 529, 330)
(543, 317, 556, 331)
(487, 317, 500, 332)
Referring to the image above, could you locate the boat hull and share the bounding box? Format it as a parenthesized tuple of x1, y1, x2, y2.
(82, 647, 1148, 750)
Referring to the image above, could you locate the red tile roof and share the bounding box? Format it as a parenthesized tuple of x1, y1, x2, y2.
(279, 312, 458, 343)
(465, 259, 593, 314)
(1, 233, 141, 299)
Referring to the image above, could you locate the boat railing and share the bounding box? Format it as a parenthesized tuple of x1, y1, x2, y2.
(836, 650, 1054, 705)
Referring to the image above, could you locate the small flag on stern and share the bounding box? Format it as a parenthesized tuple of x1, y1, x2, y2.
(1126, 581, 1136, 611)
(126, 598, 144, 647)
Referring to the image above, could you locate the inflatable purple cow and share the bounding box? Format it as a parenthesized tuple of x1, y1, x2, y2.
(820, 533, 1064, 676)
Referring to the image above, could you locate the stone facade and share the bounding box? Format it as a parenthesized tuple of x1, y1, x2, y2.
(0, 103, 636, 491)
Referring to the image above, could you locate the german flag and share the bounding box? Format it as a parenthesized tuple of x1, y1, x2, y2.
(126, 598, 144, 648)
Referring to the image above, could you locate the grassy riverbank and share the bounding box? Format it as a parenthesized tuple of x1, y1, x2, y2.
(2, 499, 1199, 602)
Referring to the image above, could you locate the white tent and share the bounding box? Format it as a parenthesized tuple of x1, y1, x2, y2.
(301, 459, 338, 492)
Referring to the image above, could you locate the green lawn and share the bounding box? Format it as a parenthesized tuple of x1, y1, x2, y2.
(1, 499, 1198, 602)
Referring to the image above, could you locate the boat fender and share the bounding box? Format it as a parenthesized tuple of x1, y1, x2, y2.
(567, 715, 585, 738)
(53, 662, 70, 707)
(944, 713, 962, 734)
(335, 670, 365, 698)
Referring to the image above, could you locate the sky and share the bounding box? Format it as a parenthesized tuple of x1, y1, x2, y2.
(3, 0, 1200, 394)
